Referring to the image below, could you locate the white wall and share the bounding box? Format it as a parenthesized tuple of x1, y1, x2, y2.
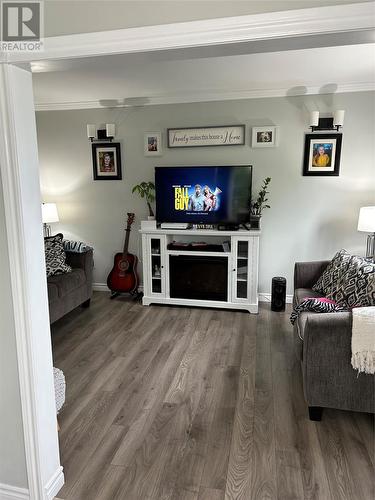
(0, 173, 28, 489)
(37, 91, 375, 295)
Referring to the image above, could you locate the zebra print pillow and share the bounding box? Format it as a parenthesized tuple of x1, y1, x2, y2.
(290, 297, 346, 325)
(312, 249, 352, 296)
(45, 233, 72, 277)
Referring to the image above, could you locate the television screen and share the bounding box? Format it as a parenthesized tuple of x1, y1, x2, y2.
(155, 165, 252, 224)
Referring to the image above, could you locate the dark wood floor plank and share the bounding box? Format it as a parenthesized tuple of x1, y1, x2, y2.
(248, 312, 277, 500)
(336, 411, 375, 500)
(224, 315, 257, 500)
(53, 295, 374, 500)
(290, 362, 332, 500)
(198, 486, 224, 500)
(353, 412, 375, 468)
(316, 410, 357, 500)
(270, 313, 305, 500)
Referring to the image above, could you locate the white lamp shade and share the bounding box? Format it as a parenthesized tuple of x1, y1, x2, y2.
(358, 206, 375, 232)
(87, 124, 96, 139)
(309, 111, 319, 126)
(333, 110, 345, 126)
(106, 123, 115, 137)
(42, 203, 59, 223)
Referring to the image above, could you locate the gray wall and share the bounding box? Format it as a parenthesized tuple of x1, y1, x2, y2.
(37, 91, 375, 295)
(0, 173, 28, 488)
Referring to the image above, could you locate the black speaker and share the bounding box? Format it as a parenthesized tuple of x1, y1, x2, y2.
(271, 277, 286, 312)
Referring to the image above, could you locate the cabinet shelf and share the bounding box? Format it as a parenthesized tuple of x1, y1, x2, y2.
(167, 249, 230, 257)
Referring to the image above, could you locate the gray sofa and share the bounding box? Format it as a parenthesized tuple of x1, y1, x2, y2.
(293, 260, 374, 421)
(47, 249, 93, 324)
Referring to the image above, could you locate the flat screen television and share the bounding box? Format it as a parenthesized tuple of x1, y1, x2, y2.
(155, 165, 252, 225)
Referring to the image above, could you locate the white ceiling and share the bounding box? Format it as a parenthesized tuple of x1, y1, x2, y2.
(32, 43, 375, 109)
(43, 0, 372, 37)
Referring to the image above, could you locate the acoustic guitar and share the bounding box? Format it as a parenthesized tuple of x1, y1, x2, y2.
(107, 213, 139, 297)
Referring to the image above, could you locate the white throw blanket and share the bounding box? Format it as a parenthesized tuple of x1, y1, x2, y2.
(351, 307, 375, 375)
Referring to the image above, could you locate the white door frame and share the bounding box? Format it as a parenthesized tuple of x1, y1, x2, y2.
(0, 64, 63, 500)
(0, 3, 372, 499)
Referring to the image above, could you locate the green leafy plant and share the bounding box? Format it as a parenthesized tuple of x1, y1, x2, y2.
(250, 177, 271, 216)
(132, 181, 156, 217)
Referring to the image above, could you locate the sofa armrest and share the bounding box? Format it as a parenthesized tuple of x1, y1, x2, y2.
(65, 249, 93, 285)
(294, 260, 330, 290)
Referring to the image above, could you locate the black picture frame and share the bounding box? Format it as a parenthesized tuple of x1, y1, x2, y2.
(303, 133, 342, 176)
(92, 142, 122, 180)
(167, 125, 246, 148)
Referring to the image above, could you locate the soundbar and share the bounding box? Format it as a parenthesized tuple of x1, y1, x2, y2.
(160, 222, 189, 230)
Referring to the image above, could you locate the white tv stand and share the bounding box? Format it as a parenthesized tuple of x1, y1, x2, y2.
(140, 227, 260, 313)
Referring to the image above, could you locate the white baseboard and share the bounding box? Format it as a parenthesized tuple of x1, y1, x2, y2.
(93, 283, 144, 293)
(0, 483, 29, 500)
(45, 466, 64, 500)
(92, 282, 110, 292)
(93, 283, 292, 305)
(259, 292, 293, 304)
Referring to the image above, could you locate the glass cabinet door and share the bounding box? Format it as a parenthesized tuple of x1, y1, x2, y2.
(233, 238, 249, 301)
(148, 236, 166, 296)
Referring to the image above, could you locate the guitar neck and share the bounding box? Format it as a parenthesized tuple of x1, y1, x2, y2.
(122, 229, 131, 258)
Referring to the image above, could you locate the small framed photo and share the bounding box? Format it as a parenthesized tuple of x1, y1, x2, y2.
(144, 132, 162, 156)
(303, 134, 342, 176)
(92, 143, 122, 180)
(251, 126, 278, 148)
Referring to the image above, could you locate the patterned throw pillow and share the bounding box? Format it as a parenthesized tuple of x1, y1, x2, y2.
(45, 233, 72, 277)
(312, 249, 352, 296)
(328, 255, 375, 308)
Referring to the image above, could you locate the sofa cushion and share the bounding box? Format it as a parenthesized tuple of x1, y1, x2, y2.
(328, 255, 375, 308)
(47, 268, 86, 298)
(45, 233, 72, 277)
(312, 249, 351, 296)
(47, 282, 59, 302)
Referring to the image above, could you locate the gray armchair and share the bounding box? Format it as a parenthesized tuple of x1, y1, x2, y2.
(293, 261, 374, 420)
(47, 249, 93, 324)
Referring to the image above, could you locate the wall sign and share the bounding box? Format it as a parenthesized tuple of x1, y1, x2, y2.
(167, 125, 245, 148)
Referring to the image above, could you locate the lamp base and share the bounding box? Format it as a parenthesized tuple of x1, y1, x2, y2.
(43, 223, 51, 238)
(365, 233, 375, 262)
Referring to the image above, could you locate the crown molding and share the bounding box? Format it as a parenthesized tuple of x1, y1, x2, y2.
(3, 2, 374, 64)
(34, 81, 375, 111)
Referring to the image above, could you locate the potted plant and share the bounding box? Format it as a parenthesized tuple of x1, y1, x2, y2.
(250, 177, 271, 229)
(132, 181, 156, 219)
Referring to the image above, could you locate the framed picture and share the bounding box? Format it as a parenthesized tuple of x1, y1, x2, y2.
(251, 126, 278, 148)
(144, 132, 162, 156)
(92, 142, 122, 180)
(303, 134, 342, 176)
(167, 125, 245, 148)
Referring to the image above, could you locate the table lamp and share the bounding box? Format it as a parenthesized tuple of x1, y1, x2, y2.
(42, 203, 59, 237)
(357, 206, 375, 261)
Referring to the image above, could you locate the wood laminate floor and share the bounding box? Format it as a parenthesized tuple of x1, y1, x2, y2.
(52, 292, 374, 500)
